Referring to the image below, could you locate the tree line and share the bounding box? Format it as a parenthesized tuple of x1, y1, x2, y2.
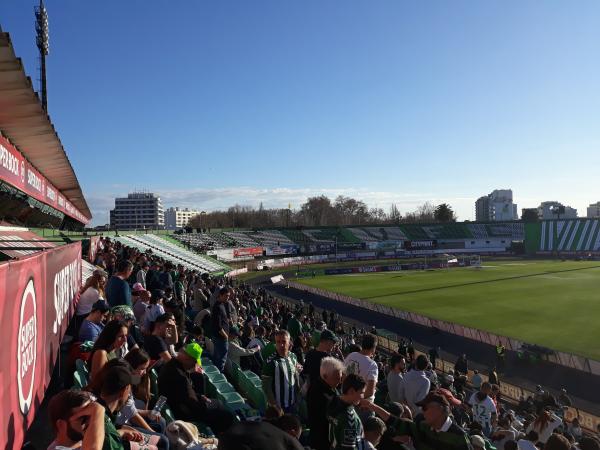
(187, 195, 457, 229)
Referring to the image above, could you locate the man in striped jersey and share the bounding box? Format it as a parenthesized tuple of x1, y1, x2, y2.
(262, 329, 301, 413)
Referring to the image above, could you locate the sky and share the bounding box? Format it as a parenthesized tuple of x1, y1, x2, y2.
(1, 1, 600, 225)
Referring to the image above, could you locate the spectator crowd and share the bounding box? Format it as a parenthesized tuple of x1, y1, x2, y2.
(44, 236, 600, 450)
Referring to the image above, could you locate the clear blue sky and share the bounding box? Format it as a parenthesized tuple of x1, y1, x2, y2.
(1, 1, 599, 225)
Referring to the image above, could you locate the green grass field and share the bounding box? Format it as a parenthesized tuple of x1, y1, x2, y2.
(296, 260, 600, 360)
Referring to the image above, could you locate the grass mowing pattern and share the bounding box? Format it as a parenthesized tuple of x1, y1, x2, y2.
(296, 260, 600, 360)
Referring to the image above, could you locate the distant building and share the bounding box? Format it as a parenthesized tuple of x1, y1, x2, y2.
(109, 192, 164, 230)
(475, 189, 518, 221)
(165, 207, 201, 229)
(587, 202, 600, 218)
(537, 201, 577, 220)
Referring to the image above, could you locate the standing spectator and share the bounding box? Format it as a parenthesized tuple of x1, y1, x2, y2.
(488, 367, 499, 386)
(455, 354, 469, 376)
(158, 343, 234, 434)
(225, 326, 259, 371)
(211, 287, 231, 371)
(142, 290, 166, 333)
(327, 374, 366, 450)
(400, 354, 431, 416)
(344, 333, 379, 404)
(303, 329, 339, 388)
(287, 313, 303, 341)
(387, 354, 406, 404)
(558, 388, 572, 407)
(428, 347, 440, 369)
(262, 330, 300, 413)
(105, 260, 134, 308)
(136, 262, 149, 289)
(468, 382, 497, 437)
(307, 357, 344, 450)
(47, 389, 107, 450)
(79, 300, 110, 343)
(75, 270, 107, 331)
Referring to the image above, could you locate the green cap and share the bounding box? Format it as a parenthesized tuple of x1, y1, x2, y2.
(183, 342, 203, 365)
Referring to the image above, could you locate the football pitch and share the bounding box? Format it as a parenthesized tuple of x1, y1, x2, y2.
(295, 260, 600, 361)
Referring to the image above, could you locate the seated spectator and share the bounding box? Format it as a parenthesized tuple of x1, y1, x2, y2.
(218, 420, 304, 450)
(275, 413, 303, 440)
(517, 430, 539, 450)
(144, 313, 178, 364)
(327, 373, 367, 449)
(544, 434, 571, 450)
(262, 329, 301, 413)
(387, 354, 406, 404)
(47, 389, 106, 450)
(526, 409, 562, 446)
(105, 260, 134, 308)
(307, 356, 344, 450)
(471, 434, 486, 449)
(111, 305, 141, 357)
(158, 342, 234, 434)
(387, 390, 472, 450)
(79, 300, 110, 343)
(88, 320, 129, 380)
(362, 417, 387, 450)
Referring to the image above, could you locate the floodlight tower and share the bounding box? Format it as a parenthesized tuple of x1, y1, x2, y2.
(35, 0, 49, 111)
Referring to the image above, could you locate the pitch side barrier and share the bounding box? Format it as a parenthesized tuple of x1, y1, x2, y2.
(279, 282, 600, 432)
(0, 242, 82, 450)
(287, 280, 600, 374)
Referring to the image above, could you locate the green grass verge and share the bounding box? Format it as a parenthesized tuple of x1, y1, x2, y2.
(296, 260, 600, 360)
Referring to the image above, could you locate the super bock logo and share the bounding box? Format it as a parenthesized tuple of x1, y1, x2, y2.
(17, 278, 37, 415)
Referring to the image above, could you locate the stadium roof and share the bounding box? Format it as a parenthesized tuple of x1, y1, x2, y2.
(0, 27, 91, 220)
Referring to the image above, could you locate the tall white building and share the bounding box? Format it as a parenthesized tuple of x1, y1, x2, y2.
(165, 207, 201, 229)
(537, 201, 577, 220)
(109, 192, 164, 230)
(475, 189, 518, 221)
(587, 202, 600, 218)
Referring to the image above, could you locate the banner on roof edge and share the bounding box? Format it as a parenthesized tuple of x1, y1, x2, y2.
(0, 242, 82, 450)
(0, 135, 89, 224)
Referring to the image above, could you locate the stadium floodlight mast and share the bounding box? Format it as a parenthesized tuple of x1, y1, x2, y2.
(35, 0, 50, 112)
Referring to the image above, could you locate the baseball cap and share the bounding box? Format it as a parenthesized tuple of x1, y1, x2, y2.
(319, 329, 339, 343)
(155, 312, 175, 324)
(103, 366, 135, 394)
(183, 342, 203, 366)
(229, 326, 241, 337)
(132, 282, 146, 293)
(91, 300, 110, 313)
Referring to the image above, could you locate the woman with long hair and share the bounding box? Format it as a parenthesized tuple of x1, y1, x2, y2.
(88, 319, 128, 380)
(526, 409, 562, 445)
(74, 270, 107, 333)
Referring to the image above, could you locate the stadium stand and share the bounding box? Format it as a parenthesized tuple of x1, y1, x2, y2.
(538, 219, 600, 252)
(224, 231, 260, 247)
(250, 229, 295, 246)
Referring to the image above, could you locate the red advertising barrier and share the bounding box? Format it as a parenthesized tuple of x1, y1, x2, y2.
(0, 135, 89, 224)
(233, 247, 263, 258)
(0, 242, 82, 450)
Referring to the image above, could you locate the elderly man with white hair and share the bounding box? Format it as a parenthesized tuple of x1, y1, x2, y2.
(307, 356, 344, 450)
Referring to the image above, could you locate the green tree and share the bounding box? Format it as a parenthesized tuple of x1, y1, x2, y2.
(434, 203, 456, 222)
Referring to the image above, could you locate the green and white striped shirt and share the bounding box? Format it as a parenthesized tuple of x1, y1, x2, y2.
(263, 351, 299, 409)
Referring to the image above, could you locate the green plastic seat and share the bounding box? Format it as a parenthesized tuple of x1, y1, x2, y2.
(206, 372, 226, 383)
(162, 405, 176, 424)
(217, 391, 246, 412)
(203, 365, 220, 376)
(149, 368, 159, 397)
